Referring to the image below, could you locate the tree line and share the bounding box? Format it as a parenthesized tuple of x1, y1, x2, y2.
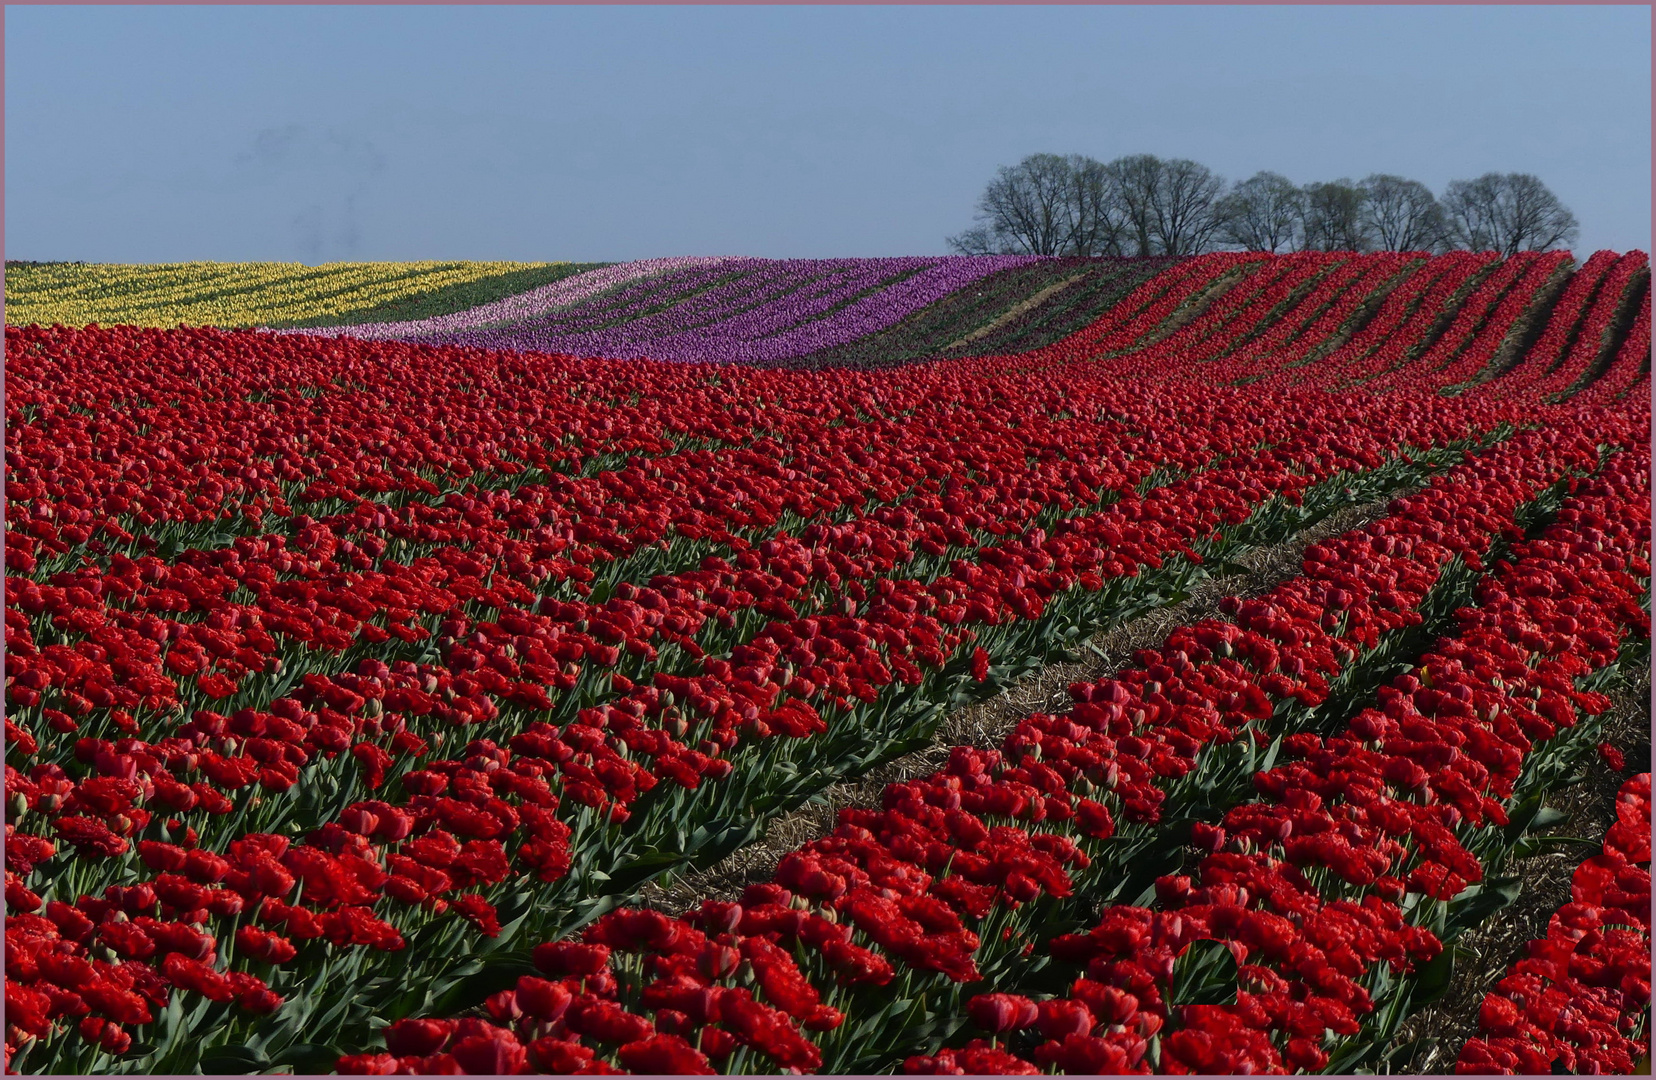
(948, 154, 1580, 258)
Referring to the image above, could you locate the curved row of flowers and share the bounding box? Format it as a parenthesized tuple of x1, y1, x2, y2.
(284, 259, 745, 341)
(1294, 252, 1500, 388)
(4, 262, 586, 331)
(1572, 275, 1652, 407)
(1455, 772, 1650, 1075)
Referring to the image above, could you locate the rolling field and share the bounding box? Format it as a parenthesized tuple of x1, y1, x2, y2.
(3, 251, 1650, 1075)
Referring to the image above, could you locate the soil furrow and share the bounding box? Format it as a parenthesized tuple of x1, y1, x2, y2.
(942, 271, 1090, 351)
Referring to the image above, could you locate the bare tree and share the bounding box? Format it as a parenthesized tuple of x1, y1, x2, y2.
(1440, 175, 1503, 251)
(947, 153, 1075, 256)
(1103, 154, 1227, 256)
(1216, 171, 1305, 252)
(1358, 174, 1445, 251)
(1104, 154, 1164, 257)
(1152, 158, 1229, 255)
(948, 153, 1132, 256)
(1300, 179, 1371, 251)
(1061, 155, 1129, 256)
(945, 224, 999, 256)
(1440, 172, 1579, 255)
(950, 153, 1131, 256)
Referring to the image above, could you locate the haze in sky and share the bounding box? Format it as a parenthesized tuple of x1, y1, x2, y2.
(5, 4, 1650, 262)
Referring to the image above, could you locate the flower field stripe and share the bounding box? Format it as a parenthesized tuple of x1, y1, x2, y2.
(1203, 254, 1426, 385)
(4, 262, 579, 331)
(1483, 251, 1623, 397)
(285, 259, 741, 340)
(895, 439, 1649, 1075)
(1367, 251, 1570, 394)
(1535, 252, 1652, 402)
(1301, 251, 1502, 389)
(1104, 253, 1336, 362)
(1018, 254, 1397, 387)
(1523, 251, 1648, 401)
(1455, 772, 1650, 1075)
(304, 427, 1609, 1073)
(943, 261, 1175, 359)
(262, 264, 615, 332)
(1188, 253, 1358, 360)
(1340, 251, 1511, 386)
(1042, 256, 1405, 388)
(1070, 253, 1271, 355)
(959, 253, 1267, 381)
(1570, 271, 1652, 407)
(1431, 251, 1577, 394)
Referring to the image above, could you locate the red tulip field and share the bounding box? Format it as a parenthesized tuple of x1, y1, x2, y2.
(4, 250, 1650, 1075)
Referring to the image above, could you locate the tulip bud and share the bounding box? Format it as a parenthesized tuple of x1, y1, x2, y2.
(967, 993, 1039, 1034)
(1190, 823, 1225, 852)
(698, 944, 741, 980)
(1037, 1000, 1094, 1041)
(514, 977, 571, 1021)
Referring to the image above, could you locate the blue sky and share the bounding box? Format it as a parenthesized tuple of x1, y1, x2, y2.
(5, 5, 1649, 262)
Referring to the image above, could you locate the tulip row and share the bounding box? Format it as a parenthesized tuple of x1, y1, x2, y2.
(1373, 250, 1570, 393)
(1571, 274, 1653, 407)
(1455, 772, 1650, 1075)
(901, 438, 1649, 1075)
(1523, 251, 1649, 402)
(320, 423, 1618, 1075)
(1198, 253, 1423, 383)
(1483, 251, 1623, 399)
(1072, 254, 1427, 390)
(1056, 253, 1271, 357)
(4, 262, 591, 331)
(286, 259, 745, 340)
(1303, 252, 1501, 388)
(1121, 254, 1345, 365)
(942, 259, 1186, 360)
